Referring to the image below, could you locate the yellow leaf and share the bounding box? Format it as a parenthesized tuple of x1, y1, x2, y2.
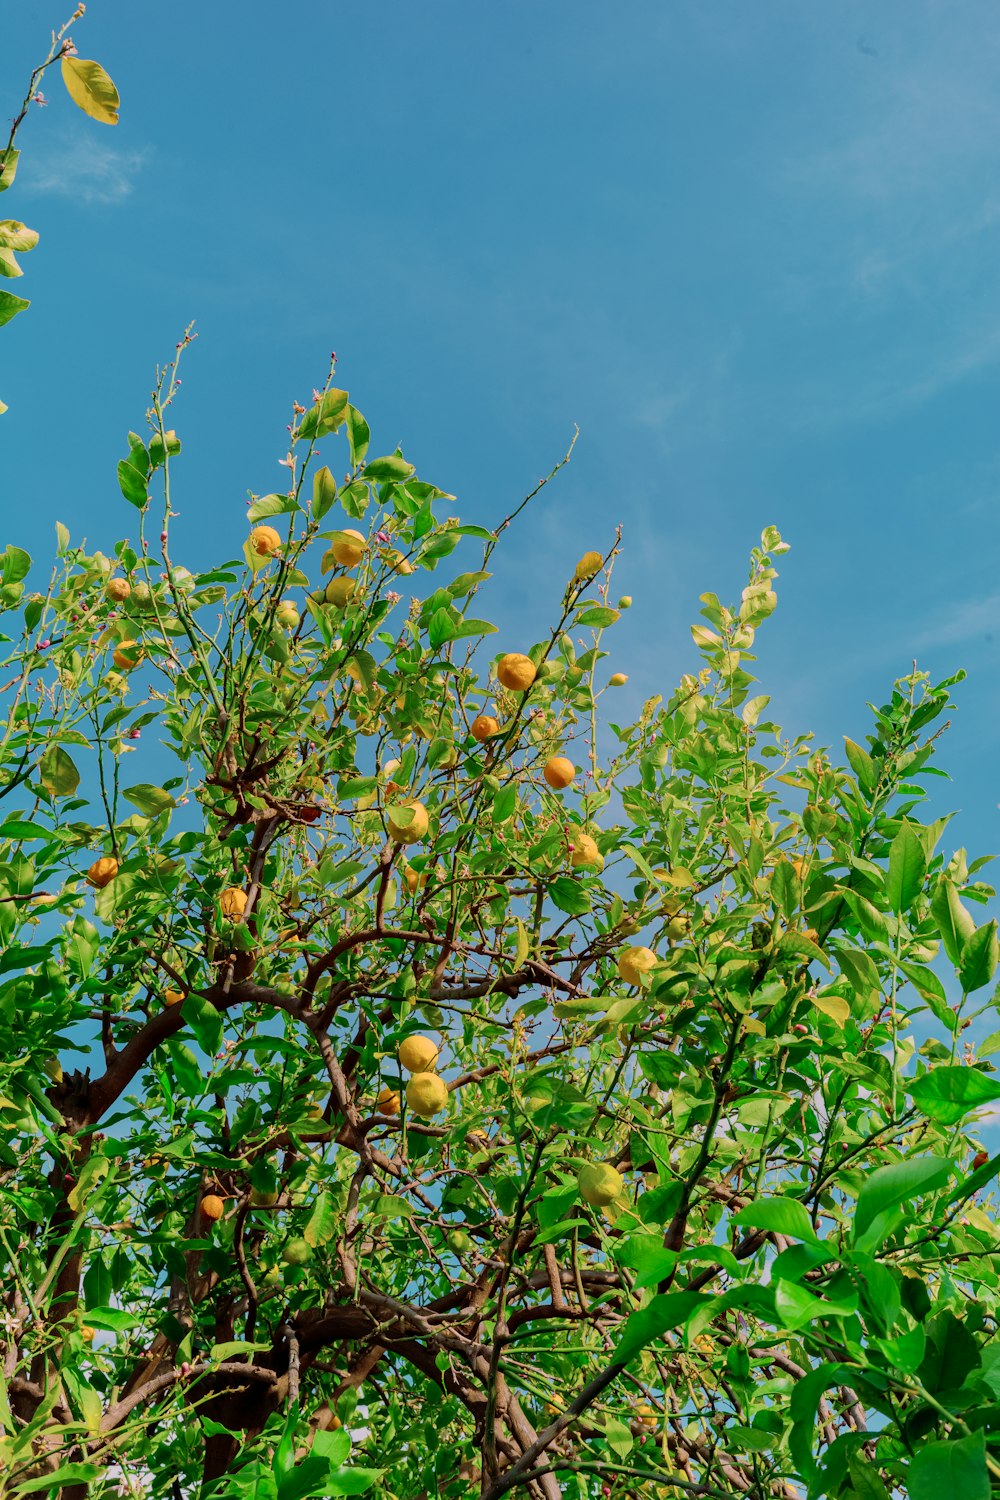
(79, 1381, 103, 1434)
(811, 992, 851, 1027)
(61, 57, 120, 125)
(743, 1016, 766, 1036)
(514, 917, 530, 970)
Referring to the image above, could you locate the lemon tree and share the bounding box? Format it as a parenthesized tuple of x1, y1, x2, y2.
(3, 23, 1000, 1500)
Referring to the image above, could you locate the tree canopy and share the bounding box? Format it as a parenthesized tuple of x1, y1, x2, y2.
(2, 17, 1000, 1500)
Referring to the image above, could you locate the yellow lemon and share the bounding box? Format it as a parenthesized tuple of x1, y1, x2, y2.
(249, 525, 281, 557)
(164, 988, 184, 1007)
(376, 1086, 401, 1116)
(200, 1194, 225, 1221)
(399, 1035, 439, 1073)
(406, 1072, 449, 1117)
(387, 800, 429, 845)
(330, 529, 366, 567)
(617, 946, 657, 986)
(106, 577, 131, 602)
(112, 640, 142, 671)
(497, 653, 537, 691)
(220, 887, 248, 920)
(570, 832, 600, 868)
(471, 714, 500, 742)
(608, 672, 628, 687)
(543, 755, 575, 790)
(87, 856, 119, 889)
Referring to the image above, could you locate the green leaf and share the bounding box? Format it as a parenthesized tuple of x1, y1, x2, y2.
(909, 1066, 1000, 1126)
(39, 744, 80, 798)
(615, 1291, 701, 1365)
(909, 1430, 989, 1500)
(313, 465, 337, 519)
(295, 388, 349, 440)
(276, 1456, 332, 1500)
(777, 930, 831, 970)
(887, 822, 926, 914)
(876, 1321, 926, 1375)
(339, 776, 378, 799)
(732, 1196, 820, 1245)
(209, 1339, 274, 1361)
(453, 618, 498, 639)
(919, 1308, 981, 1393)
(247, 492, 297, 523)
(492, 783, 517, 823)
(603, 1414, 634, 1459)
(363, 455, 415, 483)
(2, 545, 31, 585)
(899, 960, 958, 1033)
(0, 288, 29, 326)
(122, 783, 175, 817)
(930, 879, 976, 966)
(312, 1429, 351, 1464)
(773, 1279, 857, 1331)
(183, 990, 223, 1060)
(15, 1465, 103, 1494)
(844, 736, 876, 795)
(61, 56, 120, 124)
(854, 1155, 952, 1240)
(117, 458, 148, 508)
(346, 405, 370, 467)
(788, 1363, 853, 1481)
(573, 606, 620, 628)
(428, 608, 457, 649)
(325, 1470, 382, 1497)
(304, 1190, 336, 1247)
(959, 919, 999, 993)
(83, 1306, 141, 1332)
(549, 876, 591, 916)
(0, 148, 20, 194)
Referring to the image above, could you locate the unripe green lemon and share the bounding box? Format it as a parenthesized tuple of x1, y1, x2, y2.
(578, 1162, 624, 1207)
(282, 1237, 313, 1266)
(446, 1229, 472, 1254)
(324, 576, 357, 608)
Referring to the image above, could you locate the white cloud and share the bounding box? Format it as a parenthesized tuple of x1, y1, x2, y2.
(26, 128, 148, 204)
(913, 592, 1000, 650)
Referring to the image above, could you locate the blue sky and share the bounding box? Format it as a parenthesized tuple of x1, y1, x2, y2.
(3, 0, 999, 861)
